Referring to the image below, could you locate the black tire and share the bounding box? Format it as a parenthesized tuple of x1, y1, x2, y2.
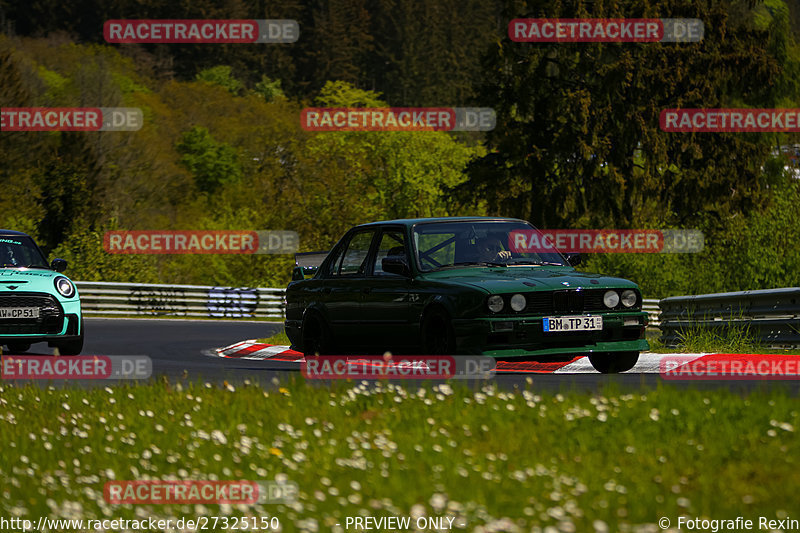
(421, 309, 456, 355)
(301, 313, 332, 356)
(6, 342, 31, 354)
(588, 351, 639, 374)
(56, 335, 84, 356)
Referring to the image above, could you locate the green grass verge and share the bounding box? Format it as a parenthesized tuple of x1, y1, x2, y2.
(1, 380, 798, 531)
(648, 325, 800, 355)
(256, 330, 292, 345)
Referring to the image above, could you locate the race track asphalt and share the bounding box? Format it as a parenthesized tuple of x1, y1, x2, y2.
(6, 317, 798, 393)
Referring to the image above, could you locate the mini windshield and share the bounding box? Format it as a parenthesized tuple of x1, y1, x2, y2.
(0, 236, 49, 268)
(412, 220, 569, 272)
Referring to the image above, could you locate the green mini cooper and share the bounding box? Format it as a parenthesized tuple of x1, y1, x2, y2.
(285, 217, 648, 373)
(0, 230, 84, 355)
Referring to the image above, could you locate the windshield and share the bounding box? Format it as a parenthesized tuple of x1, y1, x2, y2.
(412, 220, 569, 272)
(0, 236, 49, 269)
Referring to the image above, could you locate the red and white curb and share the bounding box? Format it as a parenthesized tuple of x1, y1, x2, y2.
(215, 341, 709, 374)
(216, 340, 303, 361)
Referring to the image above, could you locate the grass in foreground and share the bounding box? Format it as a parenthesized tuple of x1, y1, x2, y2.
(1, 379, 798, 532)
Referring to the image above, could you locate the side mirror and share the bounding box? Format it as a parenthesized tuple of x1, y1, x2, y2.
(51, 258, 68, 272)
(292, 266, 305, 281)
(382, 256, 410, 277)
(566, 253, 582, 267)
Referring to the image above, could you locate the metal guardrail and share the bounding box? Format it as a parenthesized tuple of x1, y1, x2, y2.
(643, 299, 660, 328)
(75, 281, 286, 319)
(75, 281, 662, 327)
(658, 288, 800, 347)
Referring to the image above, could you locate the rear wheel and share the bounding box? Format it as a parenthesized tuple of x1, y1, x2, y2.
(302, 313, 332, 356)
(421, 309, 455, 355)
(588, 351, 639, 374)
(6, 342, 31, 354)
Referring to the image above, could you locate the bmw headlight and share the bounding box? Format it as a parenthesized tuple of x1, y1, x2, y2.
(621, 289, 638, 308)
(54, 276, 76, 298)
(510, 293, 526, 312)
(603, 290, 620, 308)
(487, 295, 504, 313)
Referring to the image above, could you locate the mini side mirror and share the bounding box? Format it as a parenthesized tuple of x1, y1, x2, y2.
(51, 258, 68, 272)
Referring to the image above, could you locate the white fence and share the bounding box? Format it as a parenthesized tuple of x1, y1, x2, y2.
(75, 281, 285, 319)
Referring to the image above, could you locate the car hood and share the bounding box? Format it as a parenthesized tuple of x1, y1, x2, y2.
(419, 266, 639, 293)
(0, 267, 70, 294)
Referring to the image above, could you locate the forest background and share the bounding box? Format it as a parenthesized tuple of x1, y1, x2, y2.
(1, 0, 799, 298)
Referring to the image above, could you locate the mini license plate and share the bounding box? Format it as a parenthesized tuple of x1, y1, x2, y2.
(0, 307, 39, 319)
(543, 315, 602, 332)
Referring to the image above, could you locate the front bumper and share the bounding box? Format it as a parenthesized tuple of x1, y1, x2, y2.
(452, 311, 649, 357)
(0, 295, 82, 342)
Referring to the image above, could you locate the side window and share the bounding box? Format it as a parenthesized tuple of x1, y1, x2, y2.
(337, 231, 375, 276)
(324, 245, 346, 277)
(371, 231, 406, 276)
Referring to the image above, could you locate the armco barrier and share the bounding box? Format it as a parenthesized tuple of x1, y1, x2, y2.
(659, 288, 800, 347)
(643, 299, 659, 328)
(74, 281, 661, 326)
(75, 281, 286, 319)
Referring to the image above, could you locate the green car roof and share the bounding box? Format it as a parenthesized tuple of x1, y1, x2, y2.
(354, 216, 527, 228)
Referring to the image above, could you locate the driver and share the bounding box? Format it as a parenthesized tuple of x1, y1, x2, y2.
(475, 237, 511, 263)
(0, 244, 18, 267)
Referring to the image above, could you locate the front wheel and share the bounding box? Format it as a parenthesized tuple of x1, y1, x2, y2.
(56, 335, 84, 356)
(588, 351, 639, 374)
(6, 342, 31, 354)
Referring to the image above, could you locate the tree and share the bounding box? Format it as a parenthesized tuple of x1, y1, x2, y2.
(195, 65, 243, 95)
(176, 126, 243, 194)
(468, 0, 786, 230)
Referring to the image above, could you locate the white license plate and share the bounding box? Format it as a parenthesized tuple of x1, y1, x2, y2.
(543, 316, 602, 332)
(0, 307, 39, 319)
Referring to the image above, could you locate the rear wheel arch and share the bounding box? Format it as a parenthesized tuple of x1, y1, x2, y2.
(301, 308, 333, 355)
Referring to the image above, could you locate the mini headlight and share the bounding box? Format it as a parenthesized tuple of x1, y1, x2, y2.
(487, 295, 504, 313)
(54, 276, 76, 298)
(510, 293, 526, 312)
(621, 289, 637, 308)
(603, 290, 620, 308)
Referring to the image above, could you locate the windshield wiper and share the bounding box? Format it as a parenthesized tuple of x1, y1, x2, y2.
(506, 259, 565, 266)
(451, 261, 508, 268)
(22, 265, 50, 269)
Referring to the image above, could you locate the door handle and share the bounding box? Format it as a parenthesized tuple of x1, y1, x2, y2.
(322, 287, 332, 294)
(361, 287, 372, 294)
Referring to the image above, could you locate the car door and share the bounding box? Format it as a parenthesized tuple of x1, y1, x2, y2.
(359, 228, 413, 351)
(324, 229, 377, 349)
